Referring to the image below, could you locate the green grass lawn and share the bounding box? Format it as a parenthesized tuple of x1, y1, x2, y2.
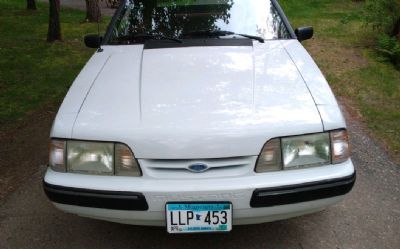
(281, 0, 400, 162)
(0, 0, 109, 124)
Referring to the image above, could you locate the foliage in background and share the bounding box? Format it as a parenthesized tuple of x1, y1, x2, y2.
(362, 0, 400, 36)
(362, 0, 400, 67)
(378, 34, 400, 67)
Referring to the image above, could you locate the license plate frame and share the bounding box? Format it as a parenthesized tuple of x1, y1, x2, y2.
(165, 202, 233, 234)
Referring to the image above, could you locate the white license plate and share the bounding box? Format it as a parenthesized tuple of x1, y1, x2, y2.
(166, 203, 232, 233)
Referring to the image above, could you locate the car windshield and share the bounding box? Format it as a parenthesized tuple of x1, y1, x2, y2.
(106, 0, 291, 45)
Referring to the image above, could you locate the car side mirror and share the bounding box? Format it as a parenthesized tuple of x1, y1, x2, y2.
(84, 34, 103, 48)
(295, 26, 314, 42)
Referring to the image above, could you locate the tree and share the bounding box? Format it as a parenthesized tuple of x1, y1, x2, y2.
(27, 0, 37, 10)
(85, 0, 101, 22)
(363, 0, 400, 40)
(47, 0, 62, 42)
(394, 17, 400, 40)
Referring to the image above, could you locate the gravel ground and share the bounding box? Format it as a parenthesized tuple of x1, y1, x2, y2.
(0, 103, 399, 249)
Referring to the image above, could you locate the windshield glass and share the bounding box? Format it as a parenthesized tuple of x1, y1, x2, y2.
(107, 0, 291, 44)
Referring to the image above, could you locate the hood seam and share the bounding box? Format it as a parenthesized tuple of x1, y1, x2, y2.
(251, 41, 256, 111)
(138, 46, 145, 122)
(279, 40, 326, 131)
(70, 54, 112, 137)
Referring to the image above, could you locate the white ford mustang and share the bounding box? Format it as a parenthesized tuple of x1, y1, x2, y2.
(43, 0, 355, 233)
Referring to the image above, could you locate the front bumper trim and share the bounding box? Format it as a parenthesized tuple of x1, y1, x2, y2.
(250, 172, 356, 208)
(43, 182, 149, 211)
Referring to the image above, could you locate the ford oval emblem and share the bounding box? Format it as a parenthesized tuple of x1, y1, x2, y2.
(188, 163, 209, 173)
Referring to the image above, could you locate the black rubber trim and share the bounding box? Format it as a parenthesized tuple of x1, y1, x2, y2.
(102, 0, 128, 45)
(144, 38, 253, 49)
(250, 172, 356, 208)
(43, 181, 149, 211)
(271, 0, 297, 39)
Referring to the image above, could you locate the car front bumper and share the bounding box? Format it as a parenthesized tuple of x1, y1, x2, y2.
(43, 160, 355, 226)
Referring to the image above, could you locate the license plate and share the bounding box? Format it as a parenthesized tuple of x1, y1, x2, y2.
(166, 202, 232, 234)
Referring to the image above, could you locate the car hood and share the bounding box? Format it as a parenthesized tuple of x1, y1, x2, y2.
(53, 41, 344, 159)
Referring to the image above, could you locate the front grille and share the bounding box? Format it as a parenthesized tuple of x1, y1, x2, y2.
(138, 156, 257, 179)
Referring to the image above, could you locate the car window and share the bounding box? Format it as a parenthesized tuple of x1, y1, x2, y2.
(107, 0, 291, 45)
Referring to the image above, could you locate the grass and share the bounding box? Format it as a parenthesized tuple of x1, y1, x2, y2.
(281, 0, 400, 163)
(0, 0, 109, 125)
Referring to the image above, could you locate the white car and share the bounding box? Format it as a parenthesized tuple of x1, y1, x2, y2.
(43, 0, 355, 233)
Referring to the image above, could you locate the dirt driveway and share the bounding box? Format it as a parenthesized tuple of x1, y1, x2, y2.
(0, 103, 399, 249)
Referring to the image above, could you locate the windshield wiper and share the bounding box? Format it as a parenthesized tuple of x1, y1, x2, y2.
(182, 30, 265, 43)
(234, 33, 265, 43)
(117, 33, 182, 44)
(183, 30, 233, 37)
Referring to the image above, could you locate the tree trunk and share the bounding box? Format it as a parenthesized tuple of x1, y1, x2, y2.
(27, 0, 37, 10)
(47, 0, 62, 42)
(85, 0, 101, 22)
(393, 17, 400, 41)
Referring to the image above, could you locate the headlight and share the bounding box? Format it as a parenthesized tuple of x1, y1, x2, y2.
(282, 133, 330, 169)
(67, 141, 114, 175)
(49, 139, 141, 176)
(255, 130, 350, 172)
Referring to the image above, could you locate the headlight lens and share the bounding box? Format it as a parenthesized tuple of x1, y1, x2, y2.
(282, 133, 330, 169)
(255, 130, 350, 172)
(67, 141, 114, 175)
(49, 139, 141, 176)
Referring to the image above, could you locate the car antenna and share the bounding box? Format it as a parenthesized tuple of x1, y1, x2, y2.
(97, 14, 103, 53)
